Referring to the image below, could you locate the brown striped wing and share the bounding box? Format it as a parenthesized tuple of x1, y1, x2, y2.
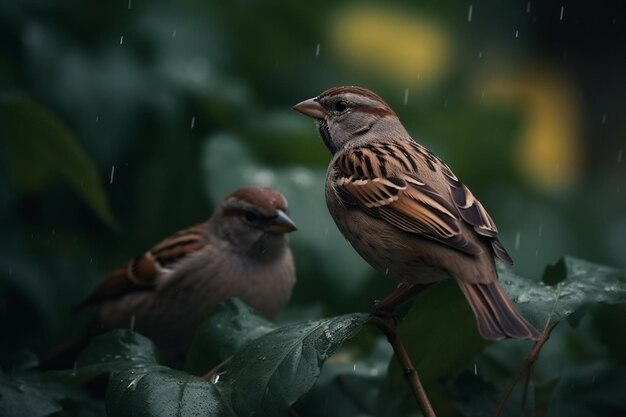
(87, 224, 210, 303)
(332, 140, 512, 263)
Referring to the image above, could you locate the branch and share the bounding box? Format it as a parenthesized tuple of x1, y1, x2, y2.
(202, 356, 232, 381)
(369, 313, 437, 417)
(492, 321, 558, 417)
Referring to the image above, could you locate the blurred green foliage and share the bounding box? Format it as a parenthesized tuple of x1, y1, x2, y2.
(1, 0, 625, 416)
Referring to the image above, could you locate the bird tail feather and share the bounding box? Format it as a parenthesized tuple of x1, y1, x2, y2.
(457, 280, 540, 340)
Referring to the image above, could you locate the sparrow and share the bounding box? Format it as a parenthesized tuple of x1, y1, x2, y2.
(293, 86, 539, 340)
(84, 186, 297, 352)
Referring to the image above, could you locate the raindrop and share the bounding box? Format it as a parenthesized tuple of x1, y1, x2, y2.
(538, 223, 543, 237)
(172, 29, 177, 37)
(370, 368, 379, 376)
(473, 363, 477, 375)
(403, 88, 409, 105)
(515, 29, 519, 38)
(526, 1, 531, 13)
(315, 43, 321, 57)
(515, 232, 521, 250)
(467, 5, 473, 22)
(257, 356, 267, 361)
(211, 374, 220, 384)
(601, 114, 607, 124)
(190, 116, 196, 129)
(385, 267, 389, 277)
(110, 165, 115, 184)
(481, 90, 485, 98)
(128, 0, 131, 9)
(119, 35, 124, 45)
(129, 314, 136, 331)
(535, 249, 539, 256)
(478, 51, 483, 58)
(353, 364, 357, 372)
(559, 6, 565, 21)
(127, 377, 140, 391)
(617, 149, 623, 164)
(71, 361, 78, 376)
(95, 115, 100, 123)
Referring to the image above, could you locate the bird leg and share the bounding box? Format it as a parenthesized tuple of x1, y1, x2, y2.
(372, 282, 434, 314)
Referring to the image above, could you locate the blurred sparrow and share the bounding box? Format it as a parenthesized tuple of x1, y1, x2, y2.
(293, 86, 539, 340)
(85, 186, 297, 351)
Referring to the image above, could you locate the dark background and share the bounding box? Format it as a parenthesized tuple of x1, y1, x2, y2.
(1, 0, 625, 415)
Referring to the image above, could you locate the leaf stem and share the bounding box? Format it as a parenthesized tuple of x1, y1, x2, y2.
(492, 321, 558, 417)
(369, 314, 437, 417)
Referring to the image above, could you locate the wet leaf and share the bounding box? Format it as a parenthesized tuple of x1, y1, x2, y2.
(0, 374, 63, 417)
(0, 96, 118, 230)
(48, 330, 158, 385)
(107, 366, 233, 417)
(49, 330, 232, 416)
(225, 313, 368, 417)
(0, 373, 102, 417)
(501, 256, 626, 328)
(389, 256, 626, 412)
(185, 299, 277, 375)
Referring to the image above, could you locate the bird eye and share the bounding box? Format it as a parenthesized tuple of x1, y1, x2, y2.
(333, 100, 348, 113)
(243, 211, 260, 223)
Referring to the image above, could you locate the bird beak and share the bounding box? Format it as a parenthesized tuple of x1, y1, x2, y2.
(292, 97, 326, 120)
(263, 210, 297, 234)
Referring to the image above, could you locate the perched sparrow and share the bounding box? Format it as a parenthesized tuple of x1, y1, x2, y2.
(293, 86, 539, 340)
(85, 186, 297, 351)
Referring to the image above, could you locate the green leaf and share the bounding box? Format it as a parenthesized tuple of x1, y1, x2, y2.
(225, 313, 368, 417)
(0, 373, 103, 417)
(185, 299, 277, 376)
(50, 330, 233, 416)
(543, 362, 626, 417)
(0, 374, 63, 417)
(0, 96, 118, 230)
(453, 372, 505, 417)
(107, 366, 233, 417)
(500, 256, 626, 327)
(48, 330, 158, 384)
(294, 337, 393, 417)
(389, 256, 626, 394)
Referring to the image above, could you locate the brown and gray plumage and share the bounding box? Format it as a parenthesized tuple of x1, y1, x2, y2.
(293, 86, 539, 340)
(85, 186, 297, 351)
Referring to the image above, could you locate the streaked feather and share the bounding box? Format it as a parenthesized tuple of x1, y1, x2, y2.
(331, 141, 511, 261)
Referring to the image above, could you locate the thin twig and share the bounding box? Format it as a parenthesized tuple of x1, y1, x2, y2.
(202, 355, 232, 380)
(519, 365, 533, 417)
(492, 322, 558, 417)
(369, 314, 437, 417)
